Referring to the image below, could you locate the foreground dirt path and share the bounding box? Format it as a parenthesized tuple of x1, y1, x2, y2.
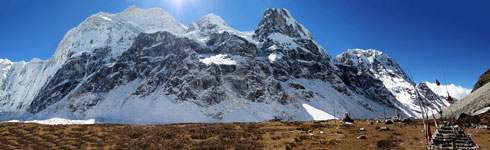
(0, 120, 488, 150)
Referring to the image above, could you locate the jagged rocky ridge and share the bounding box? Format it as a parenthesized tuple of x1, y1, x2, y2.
(0, 6, 448, 123)
(334, 50, 450, 116)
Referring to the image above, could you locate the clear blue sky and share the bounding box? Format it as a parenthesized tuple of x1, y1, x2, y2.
(1, 0, 489, 89)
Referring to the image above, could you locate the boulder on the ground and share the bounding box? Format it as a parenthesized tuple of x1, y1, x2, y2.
(401, 118, 412, 124)
(341, 113, 354, 123)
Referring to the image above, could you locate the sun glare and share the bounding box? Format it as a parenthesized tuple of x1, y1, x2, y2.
(166, 0, 189, 13)
(133, 0, 202, 16)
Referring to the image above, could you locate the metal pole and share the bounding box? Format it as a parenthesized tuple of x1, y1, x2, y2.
(333, 102, 336, 120)
(383, 106, 386, 119)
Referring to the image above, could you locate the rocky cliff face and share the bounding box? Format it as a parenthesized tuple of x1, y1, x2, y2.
(416, 82, 448, 110)
(472, 68, 490, 92)
(0, 7, 447, 123)
(0, 6, 186, 119)
(334, 49, 449, 116)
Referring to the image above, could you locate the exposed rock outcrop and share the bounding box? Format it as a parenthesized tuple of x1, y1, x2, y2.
(472, 68, 490, 93)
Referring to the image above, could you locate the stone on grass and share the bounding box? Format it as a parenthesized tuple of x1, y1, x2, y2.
(341, 113, 354, 123)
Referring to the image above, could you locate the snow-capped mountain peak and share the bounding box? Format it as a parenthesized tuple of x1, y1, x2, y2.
(186, 13, 234, 39)
(254, 8, 331, 64)
(188, 14, 229, 32)
(185, 13, 259, 47)
(335, 49, 411, 89)
(0, 59, 11, 65)
(0, 5, 191, 118)
(334, 49, 449, 117)
(336, 49, 391, 68)
(335, 49, 411, 83)
(115, 5, 187, 33)
(255, 8, 313, 41)
(52, 5, 187, 62)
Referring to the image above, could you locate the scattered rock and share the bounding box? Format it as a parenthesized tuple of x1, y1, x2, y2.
(357, 135, 366, 139)
(341, 113, 354, 123)
(319, 131, 324, 134)
(360, 128, 365, 131)
(369, 122, 374, 125)
(377, 126, 389, 131)
(401, 118, 412, 124)
(385, 120, 394, 124)
(343, 122, 353, 125)
(308, 133, 314, 136)
(392, 118, 402, 123)
(473, 125, 489, 130)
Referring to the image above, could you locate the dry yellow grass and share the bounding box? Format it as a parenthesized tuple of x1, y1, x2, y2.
(0, 120, 488, 150)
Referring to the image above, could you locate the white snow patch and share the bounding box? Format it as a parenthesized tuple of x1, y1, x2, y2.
(424, 82, 471, 100)
(143, 42, 163, 50)
(100, 16, 112, 21)
(268, 53, 283, 63)
(199, 54, 236, 65)
(302, 103, 336, 120)
(144, 29, 165, 34)
(4, 118, 95, 125)
(267, 33, 299, 50)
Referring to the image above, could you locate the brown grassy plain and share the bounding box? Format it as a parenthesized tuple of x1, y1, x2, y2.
(0, 120, 488, 150)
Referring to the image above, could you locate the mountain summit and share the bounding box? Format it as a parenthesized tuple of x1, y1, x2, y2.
(188, 14, 229, 33)
(0, 6, 447, 124)
(255, 8, 312, 40)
